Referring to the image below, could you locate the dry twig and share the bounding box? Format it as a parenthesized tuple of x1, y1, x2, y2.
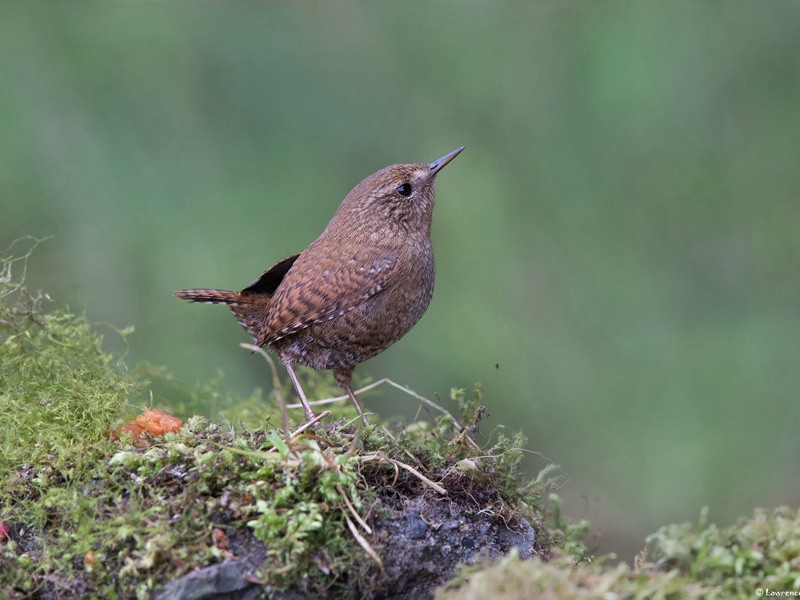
(288, 377, 479, 450)
(336, 484, 372, 534)
(344, 514, 382, 568)
(361, 453, 447, 495)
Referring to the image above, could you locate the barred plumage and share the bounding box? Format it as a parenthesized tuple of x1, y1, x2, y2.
(173, 289, 241, 305)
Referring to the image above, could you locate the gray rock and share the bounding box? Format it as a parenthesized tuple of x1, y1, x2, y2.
(372, 497, 543, 599)
(155, 559, 262, 600)
(405, 514, 428, 539)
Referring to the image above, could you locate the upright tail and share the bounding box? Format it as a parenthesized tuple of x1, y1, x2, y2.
(173, 289, 242, 305)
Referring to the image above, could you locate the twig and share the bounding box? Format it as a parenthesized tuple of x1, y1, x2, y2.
(285, 378, 390, 409)
(288, 377, 479, 450)
(344, 514, 382, 568)
(345, 415, 363, 457)
(389, 460, 400, 487)
(361, 453, 447, 495)
(289, 411, 331, 438)
(336, 484, 371, 535)
(382, 425, 425, 469)
(390, 458, 446, 495)
(380, 425, 396, 441)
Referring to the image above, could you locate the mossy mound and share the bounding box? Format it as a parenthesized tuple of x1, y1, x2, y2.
(3, 415, 554, 599)
(0, 247, 558, 599)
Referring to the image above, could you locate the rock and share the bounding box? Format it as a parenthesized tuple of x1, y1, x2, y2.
(405, 514, 428, 539)
(155, 559, 262, 600)
(498, 517, 537, 559)
(369, 496, 544, 599)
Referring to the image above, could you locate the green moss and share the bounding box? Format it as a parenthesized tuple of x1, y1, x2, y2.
(438, 507, 800, 599)
(647, 506, 800, 596)
(0, 244, 138, 483)
(437, 551, 707, 600)
(545, 492, 591, 563)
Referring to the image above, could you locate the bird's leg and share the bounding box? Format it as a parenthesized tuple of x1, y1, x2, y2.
(284, 363, 317, 422)
(335, 368, 369, 426)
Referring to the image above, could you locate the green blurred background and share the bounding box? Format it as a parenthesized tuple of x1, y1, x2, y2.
(2, 3, 799, 559)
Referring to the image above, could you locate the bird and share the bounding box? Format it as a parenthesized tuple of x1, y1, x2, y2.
(174, 147, 464, 425)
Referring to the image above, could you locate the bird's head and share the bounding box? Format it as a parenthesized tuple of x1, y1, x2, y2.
(329, 147, 465, 243)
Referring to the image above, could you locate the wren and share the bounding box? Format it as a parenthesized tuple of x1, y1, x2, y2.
(174, 147, 464, 424)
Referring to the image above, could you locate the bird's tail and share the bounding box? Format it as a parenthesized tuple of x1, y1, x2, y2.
(173, 289, 242, 305)
(174, 288, 267, 339)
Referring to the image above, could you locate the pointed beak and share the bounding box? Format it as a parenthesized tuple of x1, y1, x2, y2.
(428, 146, 465, 179)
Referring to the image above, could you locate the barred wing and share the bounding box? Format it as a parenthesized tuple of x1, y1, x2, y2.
(259, 248, 398, 347)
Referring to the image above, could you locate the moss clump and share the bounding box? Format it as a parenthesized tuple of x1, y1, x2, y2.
(437, 552, 707, 600)
(437, 506, 800, 599)
(0, 244, 137, 482)
(647, 506, 800, 595)
(0, 244, 134, 597)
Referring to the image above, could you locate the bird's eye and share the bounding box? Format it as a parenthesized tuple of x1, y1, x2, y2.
(395, 183, 413, 197)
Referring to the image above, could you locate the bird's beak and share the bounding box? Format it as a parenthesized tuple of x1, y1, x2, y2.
(428, 146, 465, 179)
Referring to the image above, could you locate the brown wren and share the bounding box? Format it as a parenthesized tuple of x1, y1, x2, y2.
(174, 147, 464, 424)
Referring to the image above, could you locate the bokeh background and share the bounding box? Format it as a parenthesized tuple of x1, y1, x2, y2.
(2, 3, 799, 560)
